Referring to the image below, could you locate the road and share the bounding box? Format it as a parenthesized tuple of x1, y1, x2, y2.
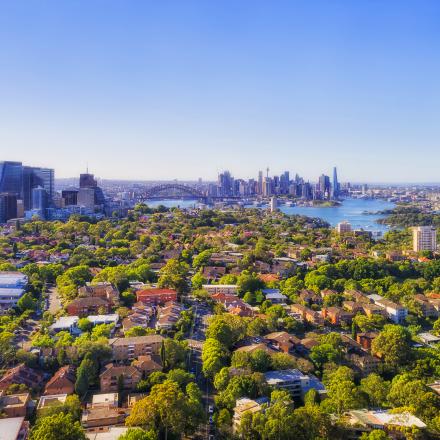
(46, 284, 62, 314)
(186, 299, 214, 439)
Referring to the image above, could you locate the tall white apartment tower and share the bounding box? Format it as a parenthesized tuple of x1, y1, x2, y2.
(412, 226, 437, 252)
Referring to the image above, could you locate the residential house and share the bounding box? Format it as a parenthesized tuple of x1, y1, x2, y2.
(0, 364, 45, 392)
(66, 297, 110, 317)
(136, 288, 178, 306)
(368, 295, 408, 324)
(44, 365, 76, 395)
(264, 332, 300, 354)
(344, 410, 426, 439)
(78, 283, 119, 307)
(361, 303, 387, 318)
(108, 335, 164, 362)
(263, 289, 287, 304)
(202, 284, 238, 295)
(91, 393, 119, 408)
(235, 343, 277, 356)
(264, 369, 326, 399)
(81, 407, 126, 430)
(344, 290, 371, 304)
(233, 397, 268, 433)
(0, 417, 29, 440)
(132, 355, 162, 377)
(299, 289, 322, 306)
(37, 394, 67, 416)
(348, 353, 380, 376)
(322, 307, 354, 325)
(156, 301, 183, 331)
(49, 316, 79, 334)
(0, 272, 28, 312)
(99, 364, 142, 393)
(0, 393, 31, 418)
(202, 266, 226, 282)
(413, 294, 439, 318)
(356, 332, 379, 351)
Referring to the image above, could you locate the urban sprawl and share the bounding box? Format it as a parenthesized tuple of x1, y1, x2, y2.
(0, 160, 440, 440)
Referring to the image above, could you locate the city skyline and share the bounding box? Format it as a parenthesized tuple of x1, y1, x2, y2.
(2, 1, 440, 181)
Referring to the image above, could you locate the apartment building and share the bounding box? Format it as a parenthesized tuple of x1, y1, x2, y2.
(108, 335, 164, 362)
(412, 226, 437, 252)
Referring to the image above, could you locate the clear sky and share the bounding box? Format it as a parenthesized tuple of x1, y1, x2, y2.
(1, 1, 440, 182)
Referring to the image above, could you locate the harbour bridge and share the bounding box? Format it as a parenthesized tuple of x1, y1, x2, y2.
(142, 183, 207, 200)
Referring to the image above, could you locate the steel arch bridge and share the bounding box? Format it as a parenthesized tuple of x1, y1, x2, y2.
(143, 183, 206, 199)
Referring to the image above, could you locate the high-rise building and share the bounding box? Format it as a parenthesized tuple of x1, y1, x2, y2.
(0, 193, 18, 223)
(0, 161, 54, 211)
(31, 187, 48, 211)
(263, 177, 272, 197)
(258, 171, 263, 195)
(80, 173, 98, 188)
(218, 171, 234, 197)
(331, 167, 339, 199)
(0, 162, 23, 196)
(318, 174, 331, 199)
(78, 172, 105, 206)
(412, 226, 437, 252)
(270, 197, 278, 212)
(336, 221, 352, 234)
(77, 188, 96, 208)
(62, 189, 78, 206)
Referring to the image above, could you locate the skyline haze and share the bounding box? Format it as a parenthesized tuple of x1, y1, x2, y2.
(1, 1, 440, 182)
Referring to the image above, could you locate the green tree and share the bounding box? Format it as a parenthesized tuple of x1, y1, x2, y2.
(359, 373, 390, 408)
(118, 428, 158, 440)
(202, 338, 230, 378)
(31, 413, 86, 440)
(360, 430, 391, 440)
(371, 325, 412, 371)
(158, 259, 189, 293)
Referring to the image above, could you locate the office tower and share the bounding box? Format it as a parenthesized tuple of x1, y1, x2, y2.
(280, 171, 290, 194)
(32, 168, 55, 201)
(31, 187, 48, 211)
(218, 171, 234, 197)
(62, 189, 78, 206)
(331, 167, 339, 199)
(0, 162, 54, 210)
(318, 174, 331, 199)
(0, 162, 23, 196)
(412, 226, 437, 252)
(0, 193, 18, 223)
(80, 173, 98, 188)
(16, 200, 24, 218)
(263, 177, 272, 197)
(258, 171, 263, 195)
(270, 196, 278, 212)
(77, 188, 96, 208)
(336, 221, 352, 234)
(78, 171, 105, 206)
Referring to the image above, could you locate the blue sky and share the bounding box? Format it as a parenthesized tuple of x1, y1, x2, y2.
(1, 1, 440, 182)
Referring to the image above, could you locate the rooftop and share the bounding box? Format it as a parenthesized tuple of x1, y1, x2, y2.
(264, 369, 308, 384)
(0, 417, 26, 440)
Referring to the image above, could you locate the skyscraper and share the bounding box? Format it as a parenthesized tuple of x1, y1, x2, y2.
(0, 193, 18, 223)
(258, 171, 263, 195)
(0, 161, 54, 211)
(318, 174, 331, 199)
(331, 167, 339, 199)
(0, 162, 23, 196)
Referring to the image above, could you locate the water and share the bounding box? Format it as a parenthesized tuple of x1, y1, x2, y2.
(278, 198, 395, 232)
(145, 198, 395, 233)
(145, 199, 199, 209)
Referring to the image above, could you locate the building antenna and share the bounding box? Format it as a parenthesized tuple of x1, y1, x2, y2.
(266, 167, 269, 178)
